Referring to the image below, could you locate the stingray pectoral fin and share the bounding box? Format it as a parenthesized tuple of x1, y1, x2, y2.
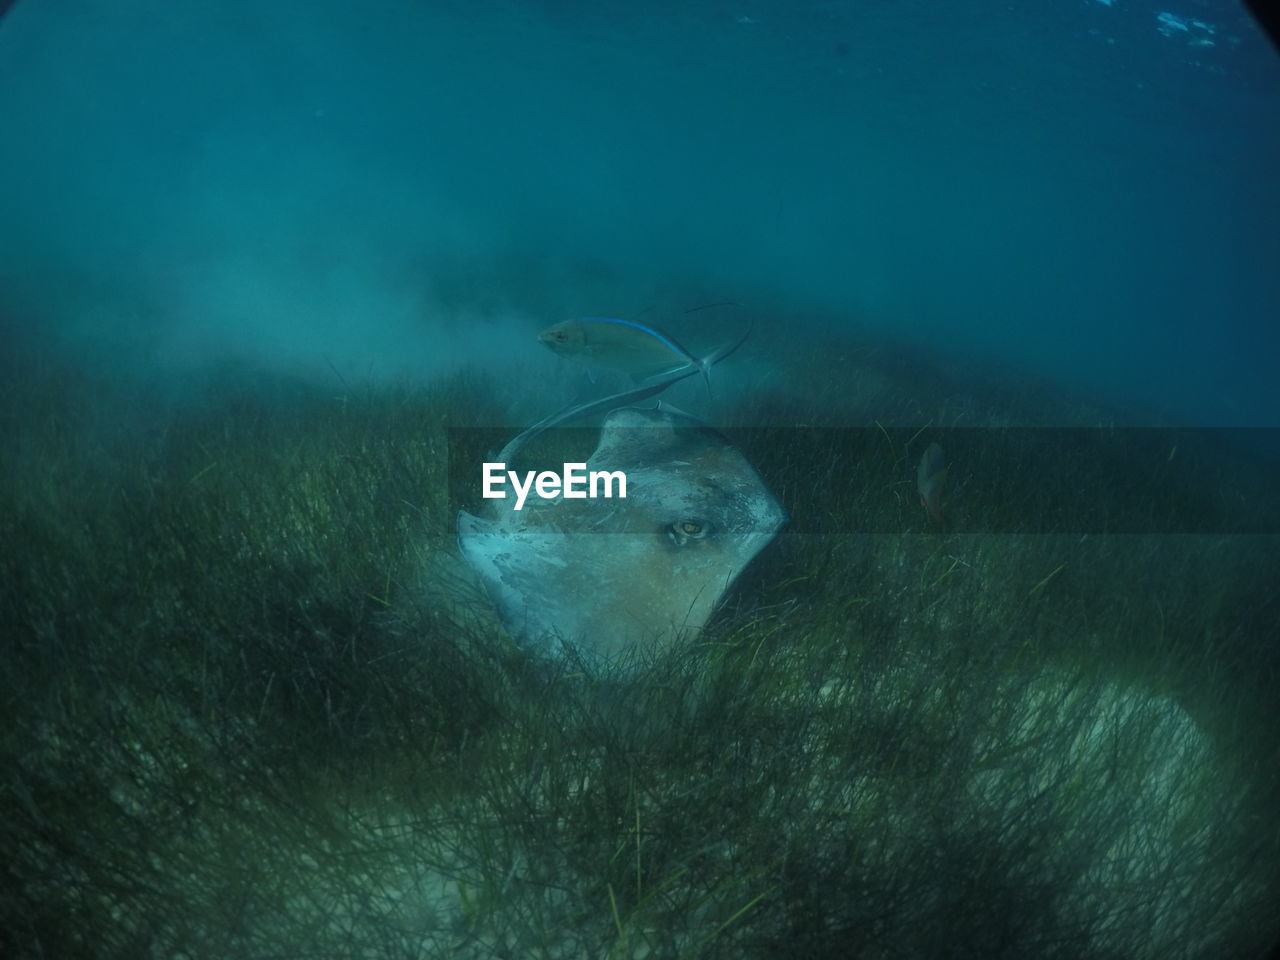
(457, 512, 578, 647)
(457, 510, 494, 539)
(457, 510, 528, 633)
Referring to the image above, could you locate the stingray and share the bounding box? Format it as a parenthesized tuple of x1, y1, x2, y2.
(457, 404, 785, 669)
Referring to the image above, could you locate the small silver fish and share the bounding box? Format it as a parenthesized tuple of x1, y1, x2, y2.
(538, 317, 707, 385)
(917, 442, 948, 524)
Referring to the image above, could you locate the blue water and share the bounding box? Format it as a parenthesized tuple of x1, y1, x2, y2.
(1, 0, 1276, 425)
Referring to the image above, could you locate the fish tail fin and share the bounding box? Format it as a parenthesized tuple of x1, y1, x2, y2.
(624, 315, 753, 394)
(702, 317, 755, 366)
(694, 317, 754, 396)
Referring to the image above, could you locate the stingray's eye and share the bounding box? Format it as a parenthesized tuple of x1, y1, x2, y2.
(553, 331, 567, 342)
(668, 518, 711, 546)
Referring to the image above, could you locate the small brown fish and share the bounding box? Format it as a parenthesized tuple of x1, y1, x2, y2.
(917, 442, 948, 524)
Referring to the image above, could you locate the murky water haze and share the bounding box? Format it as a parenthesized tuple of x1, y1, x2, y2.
(1, 0, 1276, 426)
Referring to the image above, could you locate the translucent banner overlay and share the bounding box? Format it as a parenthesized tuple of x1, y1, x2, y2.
(446, 427, 1280, 535)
